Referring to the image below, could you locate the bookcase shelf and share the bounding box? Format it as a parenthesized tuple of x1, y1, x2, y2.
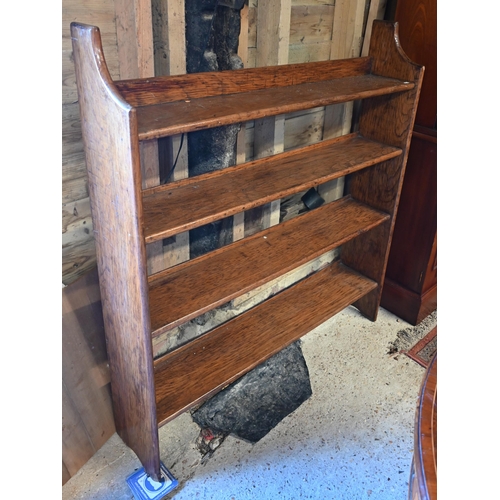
(154, 261, 377, 426)
(148, 196, 389, 336)
(142, 133, 401, 243)
(132, 75, 414, 139)
(70, 20, 423, 481)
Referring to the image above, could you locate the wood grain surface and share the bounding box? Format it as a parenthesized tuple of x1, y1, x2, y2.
(135, 75, 414, 140)
(414, 353, 437, 500)
(247, 0, 291, 239)
(142, 133, 401, 243)
(148, 196, 389, 336)
(341, 20, 424, 320)
(393, 0, 436, 129)
(381, 0, 437, 326)
(383, 132, 437, 293)
(62, 267, 115, 485)
(71, 22, 160, 481)
(115, 57, 371, 105)
(69, 19, 423, 482)
(154, 262, 377, 425)
(62, 0, 121, 285)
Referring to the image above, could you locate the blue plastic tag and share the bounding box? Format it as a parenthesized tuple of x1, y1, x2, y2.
(126, 462, 178, 499)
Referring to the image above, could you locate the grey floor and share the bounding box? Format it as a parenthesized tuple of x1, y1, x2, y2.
(62, 306, 426, 500)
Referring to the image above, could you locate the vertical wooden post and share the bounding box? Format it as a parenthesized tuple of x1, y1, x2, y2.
(325, 0, 366, 139)
(152, 0, 190, 269)
(115, 0, 167, 275)
(320, 0, 367, 204)
(341, 20, 424, 320)
(233, 2, 249, 242)
(71, 24, 161, 480)
(244, 0, 291, 236)
(361, 0, 387, 57)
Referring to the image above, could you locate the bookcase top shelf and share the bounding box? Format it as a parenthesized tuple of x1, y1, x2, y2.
(132, 75, 414, 140)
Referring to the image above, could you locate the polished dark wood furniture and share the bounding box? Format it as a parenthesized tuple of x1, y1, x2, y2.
(409, 353, 437, 499)
(71, 20, 423, 480)
(381, 0, 437, 325)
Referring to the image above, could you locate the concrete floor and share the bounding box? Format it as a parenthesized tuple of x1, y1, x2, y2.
(62, 306, 426, 500)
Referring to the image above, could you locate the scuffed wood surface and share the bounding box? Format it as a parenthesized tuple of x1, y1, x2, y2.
(62, 267, 114, 485)
(148, 196, 389, 336)
(142, 133, 401, 242)
(71, 22, 160, 480)
(136, 75, 413, 139)
(154, 261, 377, 425)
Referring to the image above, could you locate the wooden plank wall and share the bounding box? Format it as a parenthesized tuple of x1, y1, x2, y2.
(62, 0, 387, 481)
(151, 0, 191, 271)
(62, 0, 120, 285)
(62, 0, 385, 285)
(62, 268, 115, 485)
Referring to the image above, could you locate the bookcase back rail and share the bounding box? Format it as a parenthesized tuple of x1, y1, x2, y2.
(114, 58, 373, 106)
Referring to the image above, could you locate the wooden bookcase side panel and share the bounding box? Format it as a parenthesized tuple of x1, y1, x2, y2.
(70, 23, 161, 481)
(341, 21, 424, 320)
(114, 57, 373, 106)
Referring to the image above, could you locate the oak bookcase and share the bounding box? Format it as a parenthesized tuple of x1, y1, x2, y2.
(71, 20, 423, 481)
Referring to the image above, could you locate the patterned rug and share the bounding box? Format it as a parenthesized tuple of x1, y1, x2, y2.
(388, 310, 437, 368)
